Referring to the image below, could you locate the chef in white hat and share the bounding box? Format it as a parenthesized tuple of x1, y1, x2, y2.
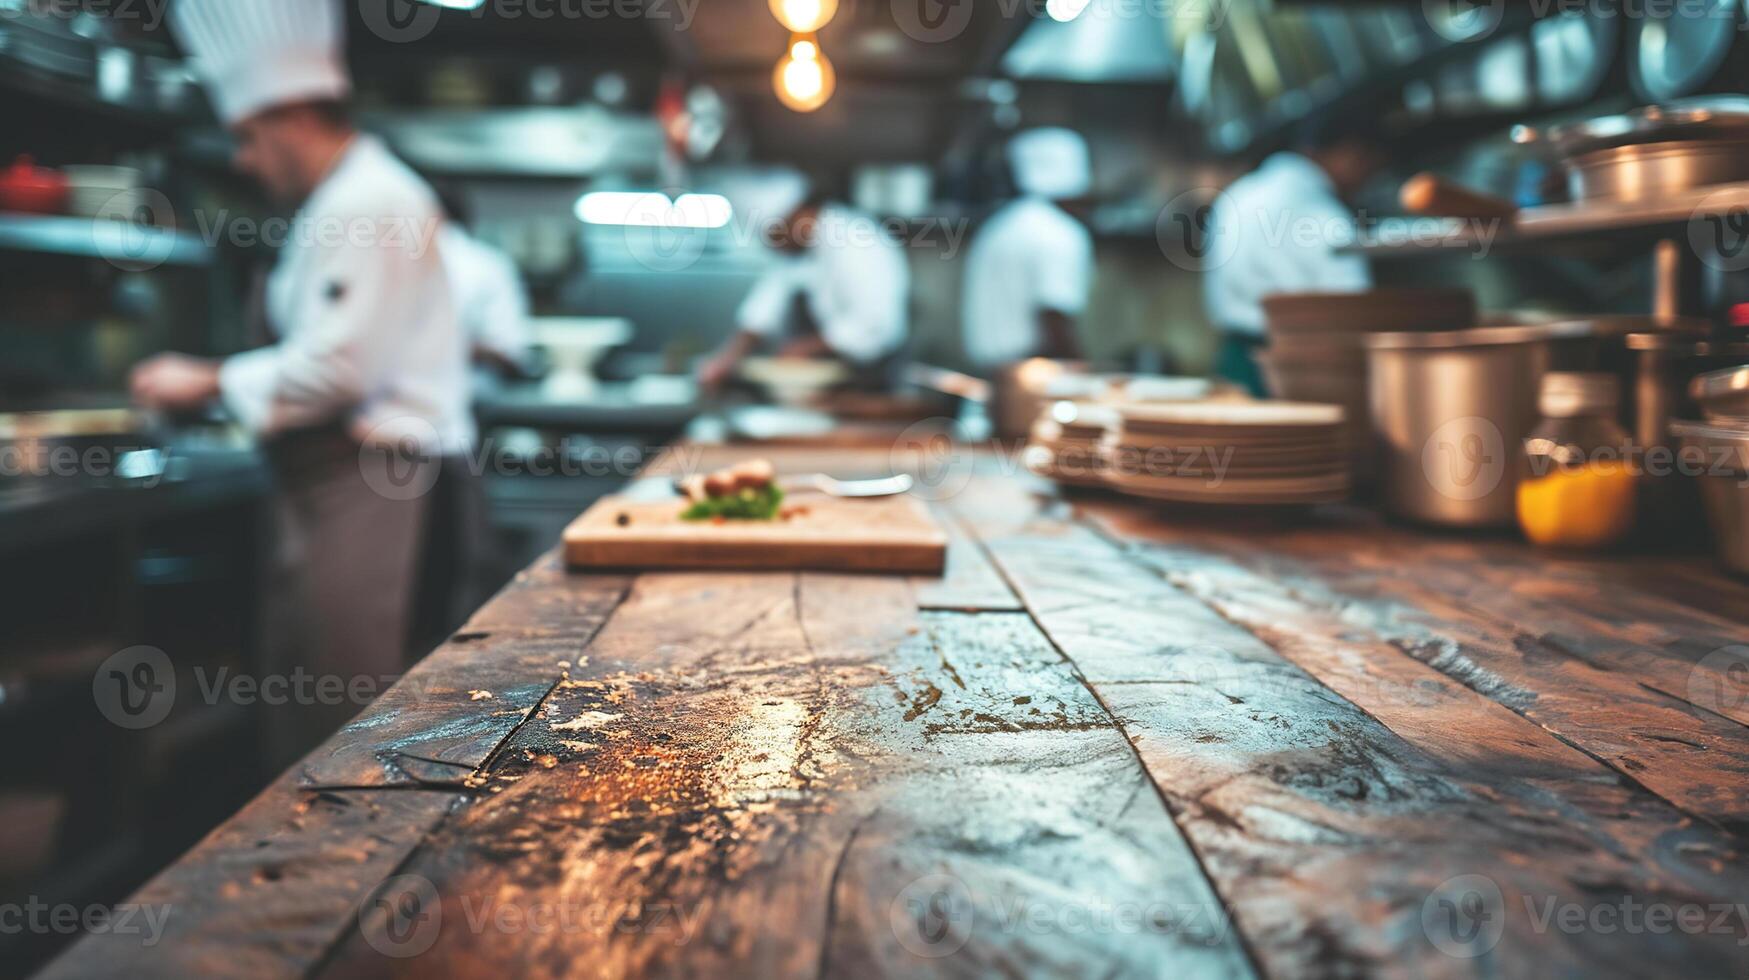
(697, 175, 910, 391)
(129, 0, 471, 761)
(961, 127, 1096, 372)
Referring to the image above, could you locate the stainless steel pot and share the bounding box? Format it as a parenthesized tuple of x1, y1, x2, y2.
(1512, 97, 1749, 203)
(1671, 421, 1749, 576)
(1364, 322, 1594, 528)
(1692, 364, 1749, 422)
(1567, 139, 1749, 203)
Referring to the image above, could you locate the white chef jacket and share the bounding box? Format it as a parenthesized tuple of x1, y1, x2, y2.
(961, 196, 1094, 370)
(735, 205, 909, 364)
(219, 135, 473, 453)
(440, 225, 531, 374)
(1203, 152, 1372, 338)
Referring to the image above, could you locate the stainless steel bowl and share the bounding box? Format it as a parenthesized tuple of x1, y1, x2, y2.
(1671, 421, 1749, 576)
(1691, 365, 1749, 422)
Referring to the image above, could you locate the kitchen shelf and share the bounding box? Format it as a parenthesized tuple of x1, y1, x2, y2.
(0, 214, 210, 267)
(1352, 181, 1749, 258)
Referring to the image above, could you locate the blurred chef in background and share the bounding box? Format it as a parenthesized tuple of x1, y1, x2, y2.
(962, 127, 1095, 373)
(697, 180, 910, 390)
(129, 0, 470, 762)
(1202, 118, 1381, 393)
(433, 184, 535, 392)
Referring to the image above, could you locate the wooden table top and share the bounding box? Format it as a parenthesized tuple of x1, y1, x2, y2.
(44, 447, 1749, 979)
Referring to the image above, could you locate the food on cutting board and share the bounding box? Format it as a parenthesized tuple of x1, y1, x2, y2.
(680, 459, 785, 521)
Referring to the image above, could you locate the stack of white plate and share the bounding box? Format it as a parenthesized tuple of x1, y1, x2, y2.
(1101, 400, 1352, 505)
(1024, 401, 1118, 488)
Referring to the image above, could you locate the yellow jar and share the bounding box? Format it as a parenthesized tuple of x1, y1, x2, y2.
(1516, 460, 1638, 548)
(1516, 373, 1638, 550)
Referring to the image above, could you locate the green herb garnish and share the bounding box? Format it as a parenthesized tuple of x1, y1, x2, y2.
(682, 484, 785, 522)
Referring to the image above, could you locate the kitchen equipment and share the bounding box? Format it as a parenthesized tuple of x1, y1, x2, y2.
(0, 156, 69, 215)
(1025, 401, 1118, 488)
(0, 408, 161, 484)
(1692, 364, 1749, 421)
(1365, 321, 1595, 528)
(1623, 330, 1749, 451)
(1400, 172, 1519, 222)
(1628, 0, 1742, 101)
(1516, 373, 1639, 549)
(797, 473, 916, 498)
(1262, 289, 1477, 483)
(62, 164, 146, 219)
(1101, 400, 1352, 506)
(1261, 288, 1477, 335)
(1568, 140, 1749, 203)
(989, 359, 1094, 441)
(563, 493, 947, 573)
(1669, 421, 1749, 575)
(534, 317, 632, 400)
(738, 356, 851, 406)
(1512, 98, 1749, 203)
(669, 472, 915, 499)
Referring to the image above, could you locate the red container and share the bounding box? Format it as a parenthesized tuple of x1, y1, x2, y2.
(0, 156, 70, 215)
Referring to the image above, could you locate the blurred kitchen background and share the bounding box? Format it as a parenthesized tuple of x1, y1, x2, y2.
(0, 0, 1727, 971)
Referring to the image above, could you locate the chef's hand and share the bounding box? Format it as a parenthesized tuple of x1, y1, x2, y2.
(131, 354, 222, 411)
(697, 353, 738, 393)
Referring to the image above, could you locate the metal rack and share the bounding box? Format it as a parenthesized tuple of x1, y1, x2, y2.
(1351, 180, 1749, 258)
(0, 214, 210, 267)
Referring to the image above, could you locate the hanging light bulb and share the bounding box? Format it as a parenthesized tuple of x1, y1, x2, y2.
(769, 0, 837, 33)
(774, 34, 835, 113)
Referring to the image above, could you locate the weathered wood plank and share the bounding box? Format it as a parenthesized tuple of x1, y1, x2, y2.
(1082, 502, 1749, 830)
(1258, 518, 1749, 728)
(298, 558, 629, 788)
(957, 479, 1749, 978)
(40, 784, 462, 980)
(910, 503, 1023, 612)
(314, 572, 1255, 979)
(1072, 503, 1749, 876)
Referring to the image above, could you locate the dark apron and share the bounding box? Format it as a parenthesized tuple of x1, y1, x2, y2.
(258, 425, 437, 767)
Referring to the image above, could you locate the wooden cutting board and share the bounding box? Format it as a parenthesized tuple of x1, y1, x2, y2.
(563, 493, 948, 574)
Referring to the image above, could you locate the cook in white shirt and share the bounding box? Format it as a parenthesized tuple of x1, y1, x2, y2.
(130, 0, 470, 762)
(962, 128, 1096, 371)
(445, 225, 534, 385)
(431, 185, 534, 388)
(1201, 129, 1380, 392)
(698, 190, 909, 390)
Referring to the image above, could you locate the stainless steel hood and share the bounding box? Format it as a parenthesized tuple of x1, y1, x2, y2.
(367, 107, 664, 178)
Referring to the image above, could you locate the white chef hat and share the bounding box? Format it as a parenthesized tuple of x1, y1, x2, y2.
(171, 0, 352, 126)
(1008, 127, 1091, 200)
